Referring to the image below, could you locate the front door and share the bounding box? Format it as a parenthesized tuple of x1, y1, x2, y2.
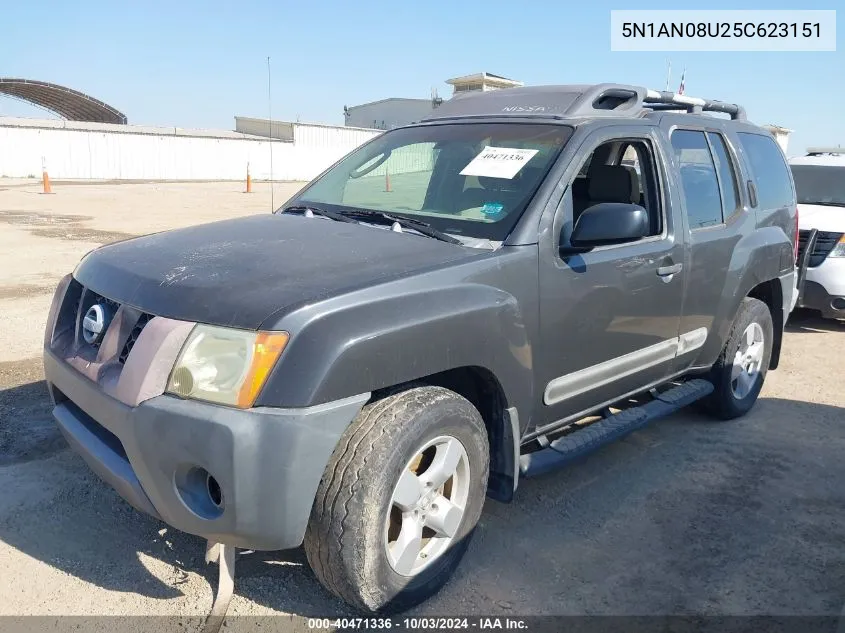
(535, 128, 687, 428)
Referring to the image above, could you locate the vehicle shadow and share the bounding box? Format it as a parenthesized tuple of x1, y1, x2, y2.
(0, 377, 350, 616)
(2, 378, 845, 617)
(0, 378, 203, 602)
(786, 309, 845, 333)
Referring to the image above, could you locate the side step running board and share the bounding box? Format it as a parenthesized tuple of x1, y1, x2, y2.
(520, 379, 714, 478)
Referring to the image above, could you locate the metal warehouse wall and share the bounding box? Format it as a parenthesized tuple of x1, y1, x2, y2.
(345, 99, 434, 130)
(0, 118, 382, 181)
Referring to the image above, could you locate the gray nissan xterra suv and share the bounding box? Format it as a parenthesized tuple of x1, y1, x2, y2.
(44, 84, 798, 615)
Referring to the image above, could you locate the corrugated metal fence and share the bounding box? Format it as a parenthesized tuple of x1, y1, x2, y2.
(0, 118, 382, 181)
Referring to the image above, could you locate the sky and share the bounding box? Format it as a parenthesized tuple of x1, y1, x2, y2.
(1, 0, 842, 155)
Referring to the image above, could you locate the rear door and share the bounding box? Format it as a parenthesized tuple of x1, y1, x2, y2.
(668, 126, 748, 373)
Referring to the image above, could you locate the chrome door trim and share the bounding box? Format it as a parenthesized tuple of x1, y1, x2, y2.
(543, 327, 708, 405)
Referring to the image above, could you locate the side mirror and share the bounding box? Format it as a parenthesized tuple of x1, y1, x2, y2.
(566, 202, 650, 252)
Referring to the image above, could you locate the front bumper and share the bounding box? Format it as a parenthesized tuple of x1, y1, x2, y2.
(797, 255, 845, 319)
(798, 280, 845, 319)
(44, 348, 368, 550)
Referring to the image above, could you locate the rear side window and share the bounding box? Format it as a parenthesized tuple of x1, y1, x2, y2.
(737, 133, 794, 210)
(707, 132, 740, 217)
(671, 130, 723, 229)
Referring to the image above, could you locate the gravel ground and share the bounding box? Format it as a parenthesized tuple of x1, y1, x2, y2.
(1, 179, 844, 623)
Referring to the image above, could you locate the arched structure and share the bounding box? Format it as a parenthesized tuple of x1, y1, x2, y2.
(0, 78, 127, 124)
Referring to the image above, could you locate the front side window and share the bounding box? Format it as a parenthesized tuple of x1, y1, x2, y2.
(294, 123, 573, 241)
(737, 132, 794, 210)
(570, 138, 663, 238)
(671, 130, 723, 229)
(790, 164, 845, 207)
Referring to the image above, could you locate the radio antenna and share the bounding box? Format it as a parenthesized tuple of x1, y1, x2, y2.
(267, 55, 274, 212)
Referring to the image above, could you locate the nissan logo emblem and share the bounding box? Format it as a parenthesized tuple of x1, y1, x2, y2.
(82, 303, 112, 345)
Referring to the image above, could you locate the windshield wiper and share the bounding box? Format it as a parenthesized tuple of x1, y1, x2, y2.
(339, 209, 462, 245)
(280, 205, 359, 224)
(281, 205, 462, 245)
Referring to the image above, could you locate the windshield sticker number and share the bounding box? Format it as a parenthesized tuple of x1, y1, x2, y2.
(460, 146, 540, 180)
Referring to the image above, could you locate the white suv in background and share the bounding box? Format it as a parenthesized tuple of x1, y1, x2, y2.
(790, 149, 845, 320)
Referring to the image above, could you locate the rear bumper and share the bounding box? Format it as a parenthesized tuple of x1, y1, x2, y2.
(45, 347, 369, 550)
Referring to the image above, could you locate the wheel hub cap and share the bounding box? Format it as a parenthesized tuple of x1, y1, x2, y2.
(384, 435, 470, 577)
(731, 322, 765, 399)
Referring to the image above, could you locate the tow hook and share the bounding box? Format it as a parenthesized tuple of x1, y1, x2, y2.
(201, 540, 236, 633)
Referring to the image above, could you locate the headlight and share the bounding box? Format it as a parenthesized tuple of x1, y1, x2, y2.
(829, 235, 845, 258)
(166, 324, 289, 408)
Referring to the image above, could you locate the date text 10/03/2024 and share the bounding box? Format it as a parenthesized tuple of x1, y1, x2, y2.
(307, 617, 529, 630)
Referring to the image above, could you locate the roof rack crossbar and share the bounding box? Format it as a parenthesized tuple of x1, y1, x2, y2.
(643, 89, 746, 120)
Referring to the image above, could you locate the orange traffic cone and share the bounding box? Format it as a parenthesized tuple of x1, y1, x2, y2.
(384, 167, 392, 193)
(244, 163, 252, 194)
(41, 157, 53, 194)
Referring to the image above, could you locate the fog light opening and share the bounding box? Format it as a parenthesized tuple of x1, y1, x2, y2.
(207, 473, 223, 508)
(174, 465, 224, 520)
(831, 297, 845, 311)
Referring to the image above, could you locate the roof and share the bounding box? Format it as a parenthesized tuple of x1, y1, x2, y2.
(806, 147, 845, 155)
(421, 84, 746, 122)
(345, 97, 432, 111)
(0, 78, 127, 124)
(235, 115, 380, 135)
(0, 115, 284, 141)
(445, 72, 523, 87)
(790, 150, 845, 167)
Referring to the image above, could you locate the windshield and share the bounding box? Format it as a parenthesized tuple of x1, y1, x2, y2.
(790, 164, 845, 207)
(291, 122, 573, 241)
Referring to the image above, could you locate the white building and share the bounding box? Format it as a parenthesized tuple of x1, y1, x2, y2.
(763, 124, 793, 154)
(445, 72, 524, 94)
(0, 116, 380, 181)
(343, 72, 522, 130)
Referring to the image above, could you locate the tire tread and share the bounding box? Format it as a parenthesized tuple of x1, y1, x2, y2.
(702, 296, 773, 420)
(304, 386, 486, 612)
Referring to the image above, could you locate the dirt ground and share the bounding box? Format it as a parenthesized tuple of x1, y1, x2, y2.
(1, 179, 844, 622)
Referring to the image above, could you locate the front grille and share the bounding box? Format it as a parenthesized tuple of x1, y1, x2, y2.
(82, 293, 120, 350)
(53, 281, 155, 365)
(119, 313, 152, 364)
(797, 230, 843, 268)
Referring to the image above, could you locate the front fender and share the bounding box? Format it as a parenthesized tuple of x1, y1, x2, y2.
(255, 282, 534, 420)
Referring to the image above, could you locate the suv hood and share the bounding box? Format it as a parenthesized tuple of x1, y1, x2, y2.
(73, 214, 478, 329)
(798, 203, 845, 233)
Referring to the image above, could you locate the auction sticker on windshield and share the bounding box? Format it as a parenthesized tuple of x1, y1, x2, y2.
(460, 146, 540, 179)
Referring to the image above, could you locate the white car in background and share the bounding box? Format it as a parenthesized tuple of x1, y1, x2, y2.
(790, 148, 845, 320)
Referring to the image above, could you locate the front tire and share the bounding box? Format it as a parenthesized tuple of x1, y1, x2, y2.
(304, 386, 489, 613)
(702, 297, 773, 420)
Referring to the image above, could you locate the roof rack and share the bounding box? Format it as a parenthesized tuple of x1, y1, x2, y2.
(419, 84, 747, 122)
(806, 147, 845, 155)
(643, 90, 746, 120)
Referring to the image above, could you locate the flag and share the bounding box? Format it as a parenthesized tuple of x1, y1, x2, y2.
(678, 68, 686, 95)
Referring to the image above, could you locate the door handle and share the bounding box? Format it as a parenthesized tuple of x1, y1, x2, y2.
(657, 263, 683, 277)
